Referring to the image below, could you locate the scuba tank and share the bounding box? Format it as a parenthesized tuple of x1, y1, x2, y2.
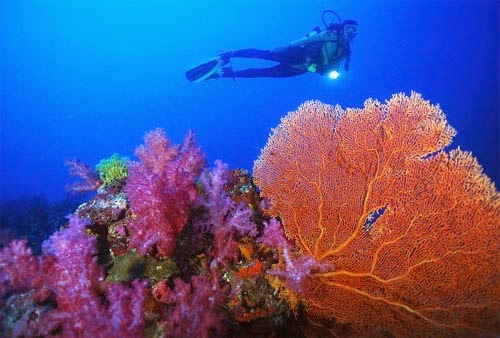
(288, 9, 343, 48)
(304, 26, 322, 38)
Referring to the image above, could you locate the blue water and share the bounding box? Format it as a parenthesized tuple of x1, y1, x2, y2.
(1, 0, 498, 203)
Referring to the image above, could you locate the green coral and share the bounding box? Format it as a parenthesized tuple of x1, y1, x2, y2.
(95, 153, 129, 186)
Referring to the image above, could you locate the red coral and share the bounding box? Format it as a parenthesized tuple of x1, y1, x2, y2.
(125, 128, 205, 257)
(253, 93, 500, 337)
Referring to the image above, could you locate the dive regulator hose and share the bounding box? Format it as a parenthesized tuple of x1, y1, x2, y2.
(322, 9, 342, 29)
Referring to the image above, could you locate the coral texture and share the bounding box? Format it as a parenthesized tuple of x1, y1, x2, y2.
(253, 92, 500, 337)
(125, 128, 205, 257)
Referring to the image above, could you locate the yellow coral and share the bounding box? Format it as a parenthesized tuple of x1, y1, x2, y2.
(95, 153, 129, 186)
(266, 275, 299, 313)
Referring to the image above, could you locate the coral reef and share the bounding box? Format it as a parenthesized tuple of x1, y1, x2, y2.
(1, 128, 293, 338)
(253, 92, 500, 337)
(1, 93, 498, 337)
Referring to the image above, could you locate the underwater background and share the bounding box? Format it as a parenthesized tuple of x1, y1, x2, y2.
(1, 1, 498, 204)
(1, 2, 499, 337)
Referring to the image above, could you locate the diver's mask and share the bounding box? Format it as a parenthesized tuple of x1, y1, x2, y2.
(342, 20, 358, 39)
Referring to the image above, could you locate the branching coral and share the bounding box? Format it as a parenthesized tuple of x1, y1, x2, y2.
(65, 158, 102, 193)
(253, 92, 500, 337)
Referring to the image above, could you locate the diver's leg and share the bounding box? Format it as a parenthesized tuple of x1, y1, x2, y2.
(222, 47, 307, 64)
(224, 64, 307, 78)
(231, 49, 280, 61)
(220, 48, 280, 62)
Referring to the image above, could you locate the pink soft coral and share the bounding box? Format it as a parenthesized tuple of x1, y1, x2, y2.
(0, 240, 39, 297)
(125, 128, 205, 257)
(0, 216, 148, 337)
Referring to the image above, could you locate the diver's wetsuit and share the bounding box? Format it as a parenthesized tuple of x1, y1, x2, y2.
(218, 34, 350, 79)
(220, 47, 313, 78)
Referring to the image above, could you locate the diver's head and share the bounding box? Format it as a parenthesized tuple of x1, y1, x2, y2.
(341, 20, 358, 40)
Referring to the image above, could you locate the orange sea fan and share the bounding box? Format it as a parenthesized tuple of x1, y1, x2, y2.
(253, 92, 500, 337)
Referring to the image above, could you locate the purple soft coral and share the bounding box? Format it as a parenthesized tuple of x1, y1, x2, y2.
(193, 160, 258, 267)
(259, 218, 331, 293)
(162, 274, 229, 338)
(125, 128, 205, 257)
(196, 160, 257, 237)
(258, 217, 286, 248)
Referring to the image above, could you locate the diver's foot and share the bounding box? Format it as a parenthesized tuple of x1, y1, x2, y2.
(206, 66, 235, 81)
(185, 56, 229, 83)
(217, 51, 233, 65)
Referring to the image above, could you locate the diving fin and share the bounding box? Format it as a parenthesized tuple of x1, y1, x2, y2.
(185, 57, 226, 83)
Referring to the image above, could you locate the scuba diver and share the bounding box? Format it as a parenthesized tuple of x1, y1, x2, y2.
(185, 10, 358, 82)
